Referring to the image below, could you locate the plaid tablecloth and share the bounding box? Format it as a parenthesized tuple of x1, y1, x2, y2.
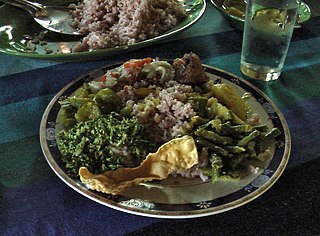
(1, 1, 320, 235)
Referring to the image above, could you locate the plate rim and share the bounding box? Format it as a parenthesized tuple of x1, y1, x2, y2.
(210, 0, 311, 26)
(39, 63, 291, 219)
(0, 0, 206, 59)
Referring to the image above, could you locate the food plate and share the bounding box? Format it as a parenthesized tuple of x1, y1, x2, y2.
(210, 0, 311, 28)
(40, 63, 290, 218)
(0, 0, 205, 60)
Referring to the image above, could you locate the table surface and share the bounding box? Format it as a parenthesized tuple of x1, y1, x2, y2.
(1, 1, 320, 235)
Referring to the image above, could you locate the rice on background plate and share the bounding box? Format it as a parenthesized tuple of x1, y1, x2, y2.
(70, 0, 187, 52)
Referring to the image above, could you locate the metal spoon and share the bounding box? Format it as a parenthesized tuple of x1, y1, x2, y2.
(0, 0, 82, 35)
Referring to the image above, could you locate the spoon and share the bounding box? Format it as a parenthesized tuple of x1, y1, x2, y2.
(0, 0, 82, 35)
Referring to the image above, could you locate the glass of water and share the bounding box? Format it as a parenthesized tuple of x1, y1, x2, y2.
(240, 0, 301, 81)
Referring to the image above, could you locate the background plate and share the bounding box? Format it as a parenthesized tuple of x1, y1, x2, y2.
(0, 0, 205, 60)
(40, 63, 291, 219)
(210, 0, 311, 29)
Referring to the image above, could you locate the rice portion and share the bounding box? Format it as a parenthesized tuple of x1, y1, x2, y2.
(70, 0, 187, 52)
(117, 81, 196, 144)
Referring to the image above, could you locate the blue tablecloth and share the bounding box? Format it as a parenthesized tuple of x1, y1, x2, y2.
(1, 1, 320, 235)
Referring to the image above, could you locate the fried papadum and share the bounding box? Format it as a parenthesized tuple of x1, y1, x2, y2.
(79, 135, 198, 195)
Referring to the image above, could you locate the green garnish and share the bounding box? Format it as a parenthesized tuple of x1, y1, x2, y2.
(57, 113, 156, 177)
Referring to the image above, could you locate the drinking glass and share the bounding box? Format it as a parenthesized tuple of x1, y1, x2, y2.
(240, 0, 301, 81)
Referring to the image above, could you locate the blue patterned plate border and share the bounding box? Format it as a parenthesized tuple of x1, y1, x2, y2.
(40, 63, 291, 218)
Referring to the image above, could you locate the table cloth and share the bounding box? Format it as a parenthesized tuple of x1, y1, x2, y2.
(1, 1, 320, 235)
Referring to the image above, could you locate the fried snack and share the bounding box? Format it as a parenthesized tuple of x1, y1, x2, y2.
(79, 135, 198, 195)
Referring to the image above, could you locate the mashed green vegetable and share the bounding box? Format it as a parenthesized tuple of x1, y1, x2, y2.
(58, 113, 156, 177)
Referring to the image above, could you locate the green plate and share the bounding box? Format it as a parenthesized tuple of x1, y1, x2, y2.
(211, 0, 311, 29)
(0, 0, 206, 60)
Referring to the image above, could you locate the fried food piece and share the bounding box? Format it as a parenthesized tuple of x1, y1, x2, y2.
(173, 52, 209, 85)
(79, 135, 198, 195)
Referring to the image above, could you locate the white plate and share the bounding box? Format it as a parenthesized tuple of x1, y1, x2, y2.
(40, 63, 291, 218)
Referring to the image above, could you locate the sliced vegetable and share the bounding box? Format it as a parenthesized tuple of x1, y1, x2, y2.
(210, 83, 247, 121)
(195, 129, 233, 145)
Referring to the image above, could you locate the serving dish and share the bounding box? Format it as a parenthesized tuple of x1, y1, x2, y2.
(210, 0, 311, 28)
(40, 62, 291, 218)
(0, 0, 206, 59)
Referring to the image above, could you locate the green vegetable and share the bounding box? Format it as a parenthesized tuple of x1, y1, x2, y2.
(58, 85, 124, 126)
(190, 96, 208, 118)
(195, 138, 229, 157)
(94, 88, 121, 107)
(246, 141, 257, 158)
(120, 105, 133, 117)
(57, 113, 156, 177)
(210, 83, 247, 121)
(202, 154, 223, 183)
(254, 124, 269, 132)
(224, 145, 246, 154)
(194, 128, 233, 145)
(231, 124, 253, 133)
(75, 102, 101, 122)
(56, 103, 77, 130)
(208, 99, 232, 121)
(255, 127, 281, 152)
(68, 87, 92, 107)
(190, 116, 210, 128)
(265, 127, 281, 139)
(191, 108, 280, 183)
(237, 130, 260, 146)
